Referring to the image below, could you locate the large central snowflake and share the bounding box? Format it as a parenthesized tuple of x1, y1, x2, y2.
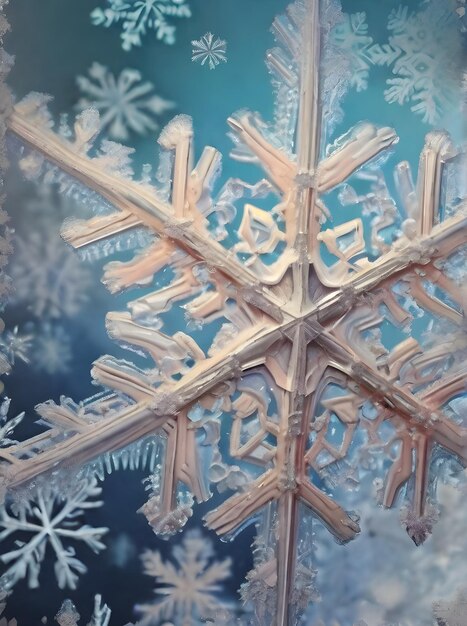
(2, 0, 466, 624)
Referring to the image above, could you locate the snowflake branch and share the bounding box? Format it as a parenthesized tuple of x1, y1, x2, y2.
(7, 110, 284, 320)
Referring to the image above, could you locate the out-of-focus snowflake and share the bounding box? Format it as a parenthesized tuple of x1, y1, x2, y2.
(107, 532, 136, 568)
(55, 595, 111, 626)
(433, 587, 467, 626)
(136, 529, 232, 625)
(0, 327, 32, 366)
(0, 478, 107, 590)
(32, 324, 72, 375)
(76, 63, 174, 141)
(191, 33, 227, 70)
(368, 2, 462, 123)
(330, 12, 374, 92)
(90, 0, 192, 51)
(11, 228, 92, 320)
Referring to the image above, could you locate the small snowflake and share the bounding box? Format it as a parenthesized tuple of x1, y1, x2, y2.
(33, 324, 72, 375)
(76, 63, 174, 141)
(90, 0, 192, 51)
(0, 478, 107, 590)
(0, 326, 33, 366)
(136, 529, 232, 625)
(192, 33, 227, 70)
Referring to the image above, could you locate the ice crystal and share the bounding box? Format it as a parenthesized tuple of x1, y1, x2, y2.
(76, 63, 174, 141)
(0, 478, 107, 590)
(191, 33, 227, 70)
(0, 398, 23, 449)
(32, 323, 72, 375)
(11, 228, 92, 320)
(3, 0, 467, 623)
(136, 529, 232, 625)
(0, 327, 32, 366)
(55, 595, 110, 626)
(90, 0, 191, 51)
(367, 1, 462, 123)
(56, 599, 80, 626)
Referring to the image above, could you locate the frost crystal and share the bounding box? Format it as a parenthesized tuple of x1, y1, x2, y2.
(55, 599, 80, 626)
(0, 479, 107, 590)
(76, 63, 174, 141)
(191, 33, 227, 70)
(4, 0, 467, 623)
(136, 529, 231, 625)
(55, 595, 111, 626)
(367, 1, 462, 123)
(0, 398, 23, 449)
(90, 0, 192, 51)
(0, 327, 33, 366)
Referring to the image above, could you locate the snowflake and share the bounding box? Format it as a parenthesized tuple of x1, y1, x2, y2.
(4, 0, 467, 623)
(11, 226, 92, 320)
(90, 0, 192, 51)
(55, 595, 111, 626)
(0, 327, 33, 366)
(76, 63, 174, 141)
(0, 478, 107, 590)
(191, 33, 227, 70)
(136, 529, 232, 625)
(367, 1, 462, 123)
(32, 323, 72, 375)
